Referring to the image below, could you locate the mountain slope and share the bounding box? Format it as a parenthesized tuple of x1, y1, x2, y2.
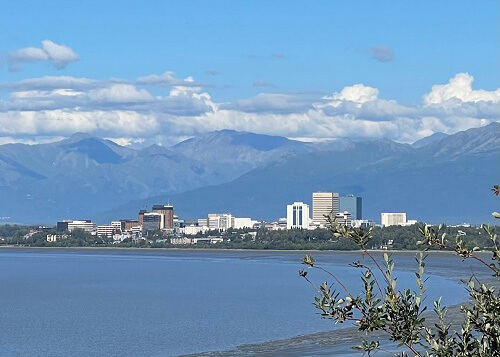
(169, 130, 316, 181)
(411, 132, 448, 148)
(0, 130, 323, 223)
(103, 123, 500, 224)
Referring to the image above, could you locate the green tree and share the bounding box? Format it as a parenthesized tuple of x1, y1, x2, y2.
(300, 187, 500, 356)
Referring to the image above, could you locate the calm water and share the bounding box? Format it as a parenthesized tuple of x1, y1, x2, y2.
(0, 249, 478, 356)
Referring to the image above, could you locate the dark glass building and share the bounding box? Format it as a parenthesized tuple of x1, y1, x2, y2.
(339, 195, 362, 220)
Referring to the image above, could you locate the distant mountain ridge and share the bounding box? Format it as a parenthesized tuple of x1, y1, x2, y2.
(101, 122, 500, 225)
(411, 132, 448, 148)
(170, 130, 316, 181)
(0, 123, 498, 224)
(0, 130, 326, 223)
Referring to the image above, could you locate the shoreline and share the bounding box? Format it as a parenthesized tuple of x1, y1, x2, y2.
(184, 301, 471, 357)
(0, 245, 473, 254)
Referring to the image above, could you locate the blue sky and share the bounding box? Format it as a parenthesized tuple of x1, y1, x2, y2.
(0, 1, 498, 145)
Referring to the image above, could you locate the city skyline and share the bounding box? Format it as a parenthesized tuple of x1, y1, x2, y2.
(1, 3, 498, 356)
(54, 192, 408, 241)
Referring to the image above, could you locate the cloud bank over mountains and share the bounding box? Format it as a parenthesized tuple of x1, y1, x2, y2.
(0, 69, 498, 146)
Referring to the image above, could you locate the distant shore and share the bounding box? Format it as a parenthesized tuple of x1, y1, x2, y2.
(0, 245, 476, 254)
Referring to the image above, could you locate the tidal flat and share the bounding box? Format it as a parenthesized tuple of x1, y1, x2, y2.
(0, 248, 491, 356)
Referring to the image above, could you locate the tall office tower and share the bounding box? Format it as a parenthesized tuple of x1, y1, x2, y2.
(381, 212, 407, 227)
(152, 205, 174, 229)
(339, 195, 362, 220)
(312, 192, 339, 226)
(286, 202, 310, 229)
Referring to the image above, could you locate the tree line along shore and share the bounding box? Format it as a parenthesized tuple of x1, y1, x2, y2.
(1, 224, 498, 251)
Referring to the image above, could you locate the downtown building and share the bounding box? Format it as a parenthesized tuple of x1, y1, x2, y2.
(142, 212, 164, 232)
(333, 211, 352, 227)
(136, 204, 175, 233)
(339, 194, 362, 220)
(96, 225, 115, 238)
(151, 205, 174, 229)
(286, 202, 310, 229)
(312, 192, 339, 227)
(381, 212, 407, 227)
(57, 220, 96, 233)
(207, 213, 235, 230)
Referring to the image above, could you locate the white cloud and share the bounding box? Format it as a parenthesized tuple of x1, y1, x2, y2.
(87, 84, 154, 103)
(0, 79, 212, 116)
(0, 76, 112, 91)
(329, 84, 379, 103)
(0, 110, 159, 138)
(0, 72, 498, 145)
(40, 40, 80, 69)
(136, 71, 206, 87)
(7, 40, 80, 71)
(423, 73, 500, 105)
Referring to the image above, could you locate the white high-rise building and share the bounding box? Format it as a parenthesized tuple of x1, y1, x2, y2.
(381, 213, 407, 227)
(208, 213, 235, 230)
(312, 192, 339, 226)
(287, 202, 310, 229)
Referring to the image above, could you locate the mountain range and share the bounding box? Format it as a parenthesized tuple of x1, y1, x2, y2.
(0, 122, 499, 224)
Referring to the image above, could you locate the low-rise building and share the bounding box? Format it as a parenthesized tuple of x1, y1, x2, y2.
(111, 221, 124, 232)
(233, 217, 258, 229)
(182, 225, 208, 235)
(192, 237, 224, 244)
(46, 234, 58, 242)
(208, 213, 234, 230)
(131, 226, 143, 238)
(381, 213, 407, 227)
(334, 211, 352, 226)
(63, 220, 96, 233)
(56, 220, 96, 232)
(351, 219, 375, 229)
(97, 225, 115, 238)
(170, 237, 193, 245)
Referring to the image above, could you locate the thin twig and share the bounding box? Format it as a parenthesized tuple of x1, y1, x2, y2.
(356, 263, 384, 298)
(470, 254, 498, 275)
(314, 266, 354, 299)
(302, 275, 321, 294)
(364, 250, 391, 285)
